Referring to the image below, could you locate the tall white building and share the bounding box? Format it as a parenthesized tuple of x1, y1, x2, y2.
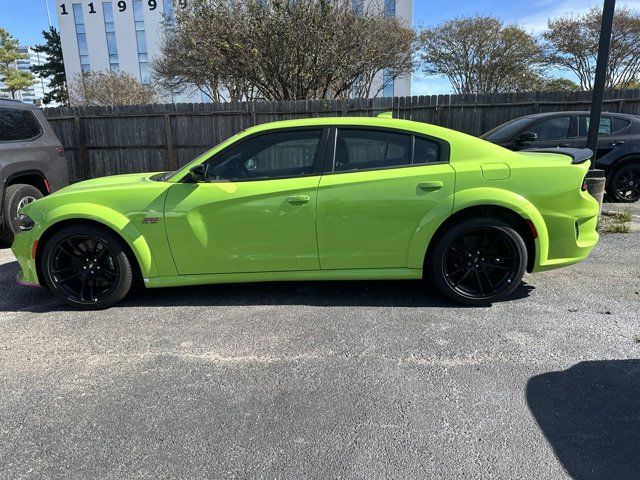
(56, 0, 412, 103)
(0, 47, 54, 105)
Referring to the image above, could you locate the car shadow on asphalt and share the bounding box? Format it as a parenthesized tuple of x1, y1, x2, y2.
(0, 259, 535, 312)
(527, 360, 640, 480)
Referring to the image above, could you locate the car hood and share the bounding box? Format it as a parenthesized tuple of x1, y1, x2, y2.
(56, 172, 161, 194)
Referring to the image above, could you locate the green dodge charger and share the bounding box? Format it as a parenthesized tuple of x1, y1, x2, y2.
(12, 116, 600, 309)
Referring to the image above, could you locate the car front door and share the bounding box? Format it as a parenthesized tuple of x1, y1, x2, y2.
(316, 127, 455, 270)
(516, 115, 577, 149)
(164, 128, 328, 275)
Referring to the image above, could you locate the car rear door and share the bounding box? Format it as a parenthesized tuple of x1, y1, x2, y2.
(316, 127, 455, 270)
(164, 128, 328, 275)
(574, 115, 632, 165)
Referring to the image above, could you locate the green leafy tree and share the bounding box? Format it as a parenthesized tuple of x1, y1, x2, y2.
(418, 16, 544, 94)
(0, 28, 35, 98)
(543, 6, 640, 90)
(539, 78, 581, 92)
(31, 27, 69, 105)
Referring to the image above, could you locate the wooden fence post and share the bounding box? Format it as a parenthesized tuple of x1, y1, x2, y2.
(74, 116, 90, 179)
(164, 114, 177, 170)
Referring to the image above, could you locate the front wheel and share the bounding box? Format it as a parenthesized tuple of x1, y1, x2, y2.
(41, 224, 133, 309)
(428, 218, 527, 306)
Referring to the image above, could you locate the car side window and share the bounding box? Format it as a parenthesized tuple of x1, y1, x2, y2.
(413, 137, 441, 164)
(578, 116, 624, 136)
(611, 118, 630, 133)
(206, 129, 322, 182)
(334, 129, 411, 172)
(0, 107, 43, 142)
(528, 116, 572, 140)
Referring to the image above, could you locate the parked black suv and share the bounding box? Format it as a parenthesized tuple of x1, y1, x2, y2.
(481, 111, 640, 202)
(0, 99, 69, 244)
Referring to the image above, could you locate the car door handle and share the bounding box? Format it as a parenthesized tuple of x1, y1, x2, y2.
(610, 141, 625, 146)
(287, 194, 310, 204)
(557, 143, 571, 147)
(418, 181, 444, 191)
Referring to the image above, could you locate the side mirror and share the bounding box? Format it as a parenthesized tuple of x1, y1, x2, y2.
(189, 164, 206, 183)
(516, 131, 538, 145)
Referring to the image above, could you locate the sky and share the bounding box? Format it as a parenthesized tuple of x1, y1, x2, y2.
(2, 0, 640, 94)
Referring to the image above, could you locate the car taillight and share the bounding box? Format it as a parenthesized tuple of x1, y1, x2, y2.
(56, 146, 65, 157)
(581, 177, 588, 191)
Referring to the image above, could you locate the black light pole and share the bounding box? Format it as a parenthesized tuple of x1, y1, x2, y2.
(585, 0, 615, 208)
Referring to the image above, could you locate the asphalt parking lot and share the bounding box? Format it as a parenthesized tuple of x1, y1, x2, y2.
(1, 231, 639, 479)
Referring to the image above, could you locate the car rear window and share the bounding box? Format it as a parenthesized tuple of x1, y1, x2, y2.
(0, 106, 43, 142)
(334, 129, 412, 172)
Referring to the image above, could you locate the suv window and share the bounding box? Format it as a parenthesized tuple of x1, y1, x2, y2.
(0, 107, 43, 141)
(529, 116, 572, 140)
(334, 129, 411, 172)
(206, 129, 322, 181)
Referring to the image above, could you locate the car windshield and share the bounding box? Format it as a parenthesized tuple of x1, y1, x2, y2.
(482, 117, 533, 141)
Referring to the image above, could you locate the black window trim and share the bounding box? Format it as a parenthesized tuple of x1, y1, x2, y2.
(180, 126, 330, 183)
(321, 126, 450, 175)
(0, 105, 44, 143)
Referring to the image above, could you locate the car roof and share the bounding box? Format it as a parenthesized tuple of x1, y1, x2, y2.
(0, 98, 39, 110)
(517, 110, 639, 121)
(241, 116, 459, 138)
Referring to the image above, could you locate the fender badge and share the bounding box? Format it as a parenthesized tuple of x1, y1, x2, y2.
(142, 217, 160, 224)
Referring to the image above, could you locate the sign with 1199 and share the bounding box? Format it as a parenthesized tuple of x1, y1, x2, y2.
(59, 0, 187, 15)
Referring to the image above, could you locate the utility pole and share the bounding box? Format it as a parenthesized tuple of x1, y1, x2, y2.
(584, 0, 615, 211)
(44, 0, 52, 27)
(586, 0, 615, 163)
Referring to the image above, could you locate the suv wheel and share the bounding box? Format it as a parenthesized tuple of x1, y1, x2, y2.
(428, 218, 527, 306)
(0, 184, 44, 244)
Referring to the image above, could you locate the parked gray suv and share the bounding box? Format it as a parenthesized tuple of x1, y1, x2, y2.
(0, 99, 69, 244)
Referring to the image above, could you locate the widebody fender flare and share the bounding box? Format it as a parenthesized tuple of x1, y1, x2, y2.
(36, 203, 158, 278)
(406, 187, 549, 269)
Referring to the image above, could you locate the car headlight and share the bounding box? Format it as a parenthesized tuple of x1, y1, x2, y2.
(18, 214, 35, 231)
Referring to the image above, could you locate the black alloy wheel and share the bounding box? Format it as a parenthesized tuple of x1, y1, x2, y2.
(611, 163, 640, 203)
(429, 218, 527, 305)
(41, 225, 133, 309)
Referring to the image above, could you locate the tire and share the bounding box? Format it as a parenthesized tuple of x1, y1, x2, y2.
(0, 184, 44, 244)
(428, 217, 527, 306)
(40, 224, 133, 309)
(608, 162, 640, 203)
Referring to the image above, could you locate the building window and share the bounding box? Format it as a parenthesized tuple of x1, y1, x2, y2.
(384, 0, 395, 16)
(103, 2, 119, 72)
(163, 0, 175, 26)
(383, 69, 394, 98)
(132, 0, 150, 83)
(72, 4, 91, 72)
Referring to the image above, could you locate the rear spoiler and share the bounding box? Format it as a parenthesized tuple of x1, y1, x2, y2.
(522, 147, 593, 164)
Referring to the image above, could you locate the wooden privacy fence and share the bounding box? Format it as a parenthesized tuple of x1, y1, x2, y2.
(43, 89, 640, 182)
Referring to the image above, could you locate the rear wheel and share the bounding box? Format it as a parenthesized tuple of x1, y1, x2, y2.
(609, 162, 640, 203)
(0, 184, 43, 244)
(41, 224, 133, 309)
(428, 218, 527, 305)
